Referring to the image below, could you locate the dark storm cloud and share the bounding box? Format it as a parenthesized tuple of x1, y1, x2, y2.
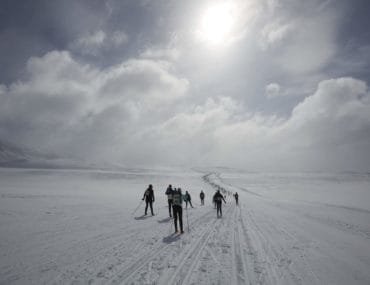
(0, 0, 111, 83)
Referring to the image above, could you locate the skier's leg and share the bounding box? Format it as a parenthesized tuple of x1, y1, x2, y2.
(145, 201, 148, 215)
(168, 199, 172, 217)
(150, 201, 154, 215)
(173, 206, 178, 232)
(179, 207, 183, 233)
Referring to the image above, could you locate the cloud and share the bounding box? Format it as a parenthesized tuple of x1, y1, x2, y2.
(273, 77, 370, 171)
(144, 77, 370, 171)
(1, 48, 369, 171)
(0, 51, 188, 161)
(260, 20, 294, 50)
(265, 83, 281, 98)
(140, 47, 180, 61)
(285, 77, 370, 147)
(69, 30, 128, 56)
(125, 76, 370, 171)
(257, 0, 341, 74)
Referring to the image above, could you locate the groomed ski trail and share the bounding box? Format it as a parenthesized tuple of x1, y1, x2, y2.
(107, 172, 258, 285)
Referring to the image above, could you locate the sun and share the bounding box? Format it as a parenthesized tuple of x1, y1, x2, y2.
(198, 3, 235, 46)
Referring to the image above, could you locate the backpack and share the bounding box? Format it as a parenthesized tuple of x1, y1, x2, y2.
(172, 191, 182, 206)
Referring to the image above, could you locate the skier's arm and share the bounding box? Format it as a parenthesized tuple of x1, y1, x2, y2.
(153, 191, 155, 202)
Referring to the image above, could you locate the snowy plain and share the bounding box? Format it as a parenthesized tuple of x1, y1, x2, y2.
(0, 167, 370, 284)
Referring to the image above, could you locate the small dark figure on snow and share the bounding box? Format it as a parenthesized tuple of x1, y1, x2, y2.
(200, 190, 205, 205)
(172, 188, 184, 233)
(234, 192, 239, 205)
(142, 184, 155, 216)
(184, 191, 194, 208)
(213, 190, 226, 217)
(165, 184, 174, 217)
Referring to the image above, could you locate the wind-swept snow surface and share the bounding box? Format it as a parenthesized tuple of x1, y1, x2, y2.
(1, 168, 370, 284)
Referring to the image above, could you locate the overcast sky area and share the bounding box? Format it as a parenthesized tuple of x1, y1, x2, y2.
(0, 0, 370, 171)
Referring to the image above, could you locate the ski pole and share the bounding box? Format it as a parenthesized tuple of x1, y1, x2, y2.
(131, 199, 144, 216)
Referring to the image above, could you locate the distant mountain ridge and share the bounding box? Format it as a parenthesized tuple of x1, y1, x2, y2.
(0, 140, 84, 169)
(0, 140, 49, 162)
(0, 140, 126, 170)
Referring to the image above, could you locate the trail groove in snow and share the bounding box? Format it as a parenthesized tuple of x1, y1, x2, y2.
(1, 168, 370, 284)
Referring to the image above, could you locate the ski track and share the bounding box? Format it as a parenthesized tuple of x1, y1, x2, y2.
(3, 169, 370, 285)
(53, 172, 326, 285)
(163, 206, 234, 285)
(106, 209, 217, 284)
(104, 173, 252, 285)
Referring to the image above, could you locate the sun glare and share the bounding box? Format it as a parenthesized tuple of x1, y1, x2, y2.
(198, 3, 235, 46)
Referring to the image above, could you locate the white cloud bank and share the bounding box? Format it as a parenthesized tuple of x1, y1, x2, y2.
(0, 51, 369, 171)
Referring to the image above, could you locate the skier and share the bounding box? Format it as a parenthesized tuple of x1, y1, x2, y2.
(172, 188, 184, 233)
(184, 191, 194, 208)
(234, 192, 239, 205)
(212, 191, 217, 209)
(142, 184, 155, 216)
(213, 190, 226, 217)
(165, 184, 174, 217)
(200, 190, 205, 205)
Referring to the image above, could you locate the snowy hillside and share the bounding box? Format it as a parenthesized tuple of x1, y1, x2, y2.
(0, 168, 370, 284)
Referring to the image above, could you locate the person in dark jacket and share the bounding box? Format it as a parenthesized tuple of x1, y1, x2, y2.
(165, 184, 174, 217)
(234, 192, 239, 205)
(200, 190, 205, 205)
(172, 188, 184, 233)
(213, 190, 226, 217)
(184, 191, 194, 208)
(142, 184, 155, 215)
(212, 191, 217, 209)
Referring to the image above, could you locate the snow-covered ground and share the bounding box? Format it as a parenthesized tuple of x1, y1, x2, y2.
(1, 167, 370, 284)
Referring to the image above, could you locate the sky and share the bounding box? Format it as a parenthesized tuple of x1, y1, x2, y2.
(0, 0, 370, 171)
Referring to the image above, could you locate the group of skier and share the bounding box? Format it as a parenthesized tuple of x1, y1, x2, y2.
(141, 184, 239, 234)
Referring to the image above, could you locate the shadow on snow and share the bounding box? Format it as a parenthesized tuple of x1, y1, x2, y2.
(162, 233, 180, 244)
